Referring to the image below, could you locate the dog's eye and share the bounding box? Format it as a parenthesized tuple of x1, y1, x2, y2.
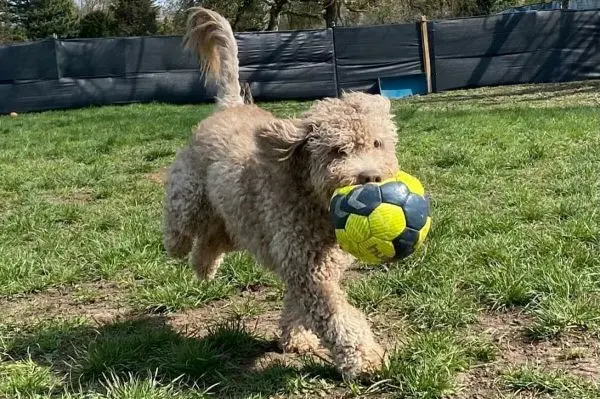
(374, 140, 383, 149)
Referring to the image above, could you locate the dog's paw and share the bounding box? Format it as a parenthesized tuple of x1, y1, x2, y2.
(192, 268, 218, 281)
(359, 343, 388, 376)
(335, 343, 388, 380)
(280, 329, 322, 355)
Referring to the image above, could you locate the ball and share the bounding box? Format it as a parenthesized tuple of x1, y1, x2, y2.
(9, 112, 18, 117)
(329, 171, 431, 264)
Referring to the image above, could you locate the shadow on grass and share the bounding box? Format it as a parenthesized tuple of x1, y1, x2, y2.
(4, 314, 339, 397)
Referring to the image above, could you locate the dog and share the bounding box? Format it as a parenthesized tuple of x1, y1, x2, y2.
(163, 7, 400, 378)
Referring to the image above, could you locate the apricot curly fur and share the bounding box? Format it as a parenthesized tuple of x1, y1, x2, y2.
(164, 7, 400, 379)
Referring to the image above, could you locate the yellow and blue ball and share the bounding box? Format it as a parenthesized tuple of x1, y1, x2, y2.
(329, 171, 431, 264)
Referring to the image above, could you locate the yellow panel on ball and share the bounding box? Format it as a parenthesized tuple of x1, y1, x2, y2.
(345, 214, 371, 243)
(395, 171, 425, 196)
(333, 185, 357, 197)
(358, 237, 396, 263)
(368, 203, 407, 240)
(416, 217, 432, 249)
(353, 247, 381, 264)
(335, 229, 359, 256)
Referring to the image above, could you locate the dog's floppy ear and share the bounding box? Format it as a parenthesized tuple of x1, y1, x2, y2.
(256, 119, 309, 162)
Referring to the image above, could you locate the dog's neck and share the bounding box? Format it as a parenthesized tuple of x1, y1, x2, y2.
(285, 155, 335, 229)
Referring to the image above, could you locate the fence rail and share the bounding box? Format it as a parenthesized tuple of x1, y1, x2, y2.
(1, 9, 599, 113)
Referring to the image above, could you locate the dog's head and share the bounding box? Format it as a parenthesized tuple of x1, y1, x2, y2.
(257, 92, 400, 205)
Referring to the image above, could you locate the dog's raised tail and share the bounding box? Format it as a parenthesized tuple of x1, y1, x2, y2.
(183, 7, 243, 108)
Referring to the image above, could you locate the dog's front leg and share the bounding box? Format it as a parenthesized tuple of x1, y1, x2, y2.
(279, 290, 322, 355)
(284, 250, 386, 379)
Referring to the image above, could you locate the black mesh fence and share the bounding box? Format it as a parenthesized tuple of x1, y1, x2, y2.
(432, 10, 600, 91)
(1, 9, 599, 113)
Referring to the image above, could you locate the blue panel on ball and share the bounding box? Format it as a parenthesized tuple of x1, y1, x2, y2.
(340, 184, 381, 216)
(404, 194, 430, 230)
(392, 228, 419, 259)
(329, 194, 349, 229)
(381, 182, 409, 207)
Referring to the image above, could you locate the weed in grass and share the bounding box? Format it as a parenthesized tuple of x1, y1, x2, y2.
(347, 276, 395, 312)
(401, 283, 478, 330)
(223, 359, 336, 398)
(504, 366, 600, 398)
(2, 317, 91, 359)
(526, 295, 600, 340)
(100, 372, 213, 399)
(72, 285, 104, 305)
(220, 252, 280, 290)
(461, 336, 498, 363)
(227, 299, 269, 319)
(131, 252, 281, 313)
(382, 330, 469, 398)
(559, 346, 587, 361)
(0, 358, 61, 398)
(132, 265, 235, 313)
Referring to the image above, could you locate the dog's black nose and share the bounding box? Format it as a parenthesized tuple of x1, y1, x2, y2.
(357, 171, 382, 184)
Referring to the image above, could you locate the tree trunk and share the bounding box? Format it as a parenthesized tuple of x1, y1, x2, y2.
(265, 0, 288, 30)
(322, 0, 340, 28)
(231, 0, 254, 30)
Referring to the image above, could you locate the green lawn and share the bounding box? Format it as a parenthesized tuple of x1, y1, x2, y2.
(1, 80, 599, 398)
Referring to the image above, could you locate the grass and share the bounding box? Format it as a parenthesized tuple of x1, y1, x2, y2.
(1, 80, 600, 398)
(504, 366, 600, 398)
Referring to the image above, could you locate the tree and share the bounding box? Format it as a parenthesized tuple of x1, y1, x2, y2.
(7, 0, 79, 40)
(1, 1, 28, 43)
(162, 0, 291, 32)
(76, 0, 110, 16)
(79, 9, 114, 37)
(158, 0, 548, 34)
(264, 0, 289, 30)
(109, 0, 158, 36)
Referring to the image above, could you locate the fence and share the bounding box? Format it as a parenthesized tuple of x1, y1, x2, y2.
(1, 9, 600, 114)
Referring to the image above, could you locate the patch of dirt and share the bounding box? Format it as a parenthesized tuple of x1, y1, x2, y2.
(168, 289, 280, 334)
(478, 311, 600, 379)
(2, 281, 129, 325)
(46, 189, 94, 205)
(369, 309, 408, 352)
(143, 167, 168, 185)
(456, 310, 600, 398)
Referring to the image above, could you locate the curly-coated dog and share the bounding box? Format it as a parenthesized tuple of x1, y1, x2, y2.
(163, 7, 400, 378)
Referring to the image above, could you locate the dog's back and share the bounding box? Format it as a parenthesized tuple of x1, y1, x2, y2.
(192, 105, 274, 164)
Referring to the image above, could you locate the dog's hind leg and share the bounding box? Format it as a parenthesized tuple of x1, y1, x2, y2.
(163, 148, 205, 259)
(190, 220, 234, 280)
